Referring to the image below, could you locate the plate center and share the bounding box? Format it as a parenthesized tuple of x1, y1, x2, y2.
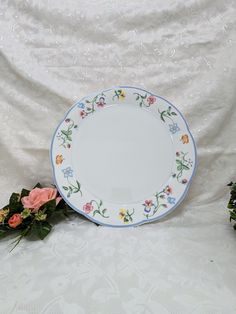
(73, 105, 173, 204)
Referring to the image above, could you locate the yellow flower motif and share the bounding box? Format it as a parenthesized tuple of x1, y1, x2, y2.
(0, 208, 9, 223)
(56, 154, 64, 165)
(119, 90, 126, 99)
(119, 208, 127, 221)
(181, 134, 189, 144)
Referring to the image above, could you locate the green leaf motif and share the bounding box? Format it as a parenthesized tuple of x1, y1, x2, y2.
(93, 210, 100, 217)
(63, 186, 68, 190)
(182, 164, 190, 170)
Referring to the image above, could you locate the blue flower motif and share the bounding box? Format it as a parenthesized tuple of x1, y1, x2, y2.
(77, 102, 85, 109)
(62, 167, 73, 178)
(169, 123, 180, 134)
(167, 197, 176, 205)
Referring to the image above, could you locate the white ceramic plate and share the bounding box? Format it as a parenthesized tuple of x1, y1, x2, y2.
(51, 86, 197, 227)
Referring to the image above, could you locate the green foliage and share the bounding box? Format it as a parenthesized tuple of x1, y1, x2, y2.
(0, 184, 77, 251)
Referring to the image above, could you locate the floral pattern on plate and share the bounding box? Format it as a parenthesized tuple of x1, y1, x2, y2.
(51, 86, 196, 227)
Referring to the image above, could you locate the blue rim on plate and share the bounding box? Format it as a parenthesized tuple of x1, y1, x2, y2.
(50, 86, 197, 227)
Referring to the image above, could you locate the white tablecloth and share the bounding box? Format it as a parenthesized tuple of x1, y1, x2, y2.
(0, 1, 236, 313)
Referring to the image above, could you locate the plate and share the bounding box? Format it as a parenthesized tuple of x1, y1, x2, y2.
(51, 86, 197, 227)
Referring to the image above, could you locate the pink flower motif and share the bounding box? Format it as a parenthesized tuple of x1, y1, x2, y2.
(176, 152, 180, 157)
(144, 200, 153, 207)
(182, 178, 188, 184)
(96, 97, 106, 108)
(164, 186, 172, 195)
(147, 95, 156, 105)
(80, 110, 87, 119)
(83, 202, 93, 214)
(21, 188, 61, 213)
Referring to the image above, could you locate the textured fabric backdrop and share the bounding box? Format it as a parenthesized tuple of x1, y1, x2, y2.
(0, 1, 236, 313)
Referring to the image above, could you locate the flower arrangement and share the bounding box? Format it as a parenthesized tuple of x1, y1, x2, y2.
(227, 182, 236, 229)
(0, 183, 78, 251)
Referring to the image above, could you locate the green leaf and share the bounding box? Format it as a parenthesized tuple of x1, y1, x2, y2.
(85, 100, 90, 103)
(182, 165, 190, 170)
(87, 107, 92, 111)
(76, 181, 80, 189)
(32, 221, 52, 240)
(20, 188, 30, 198)
(230, 210, 236, 220)
(43, 199, 56, 217)
(67, 136, 72, 141)
(0, 229, 7, 238)
(33, 183, 42, 189)
(63, 186, 68, 190)
(68, 130, 72, 135)
(9, 193, 20, 206)
(136, 96, 139, 100)
(102, 208, 107, 214)
(171, 112, 177, 116)
(69, 186, 73, 191)
(9, 193, 22, 212)
(99, 200, 103, 207)
(176, 160, 182, 164)
(177, 165, 182, 171)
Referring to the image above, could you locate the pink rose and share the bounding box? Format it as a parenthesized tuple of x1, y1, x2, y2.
(83, 203, 93, 214)
(21, 188, 62, 213)
(147, 95, 156, 105)
(8, 214, 22, 228)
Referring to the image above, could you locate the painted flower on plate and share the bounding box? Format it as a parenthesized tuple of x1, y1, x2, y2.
(182, 178, 188, 184)
(80, 110, 87, 119)
(181, 134, 189, 144)
(119, 208, 127, 221)
(62, 167, 73, 178)
(164, 186, 172, 195)
(169, 123, 180, 134)
(119, 90, 126, 99)
(83, 203, 93, 214)
(167, 197, 176, 205)
(147, 95, 156, 105)
(96, 96, 106, 107)
(144, 200, 153, 207)
(77, 102, 85, 109)
(56, 154, 64, 165)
